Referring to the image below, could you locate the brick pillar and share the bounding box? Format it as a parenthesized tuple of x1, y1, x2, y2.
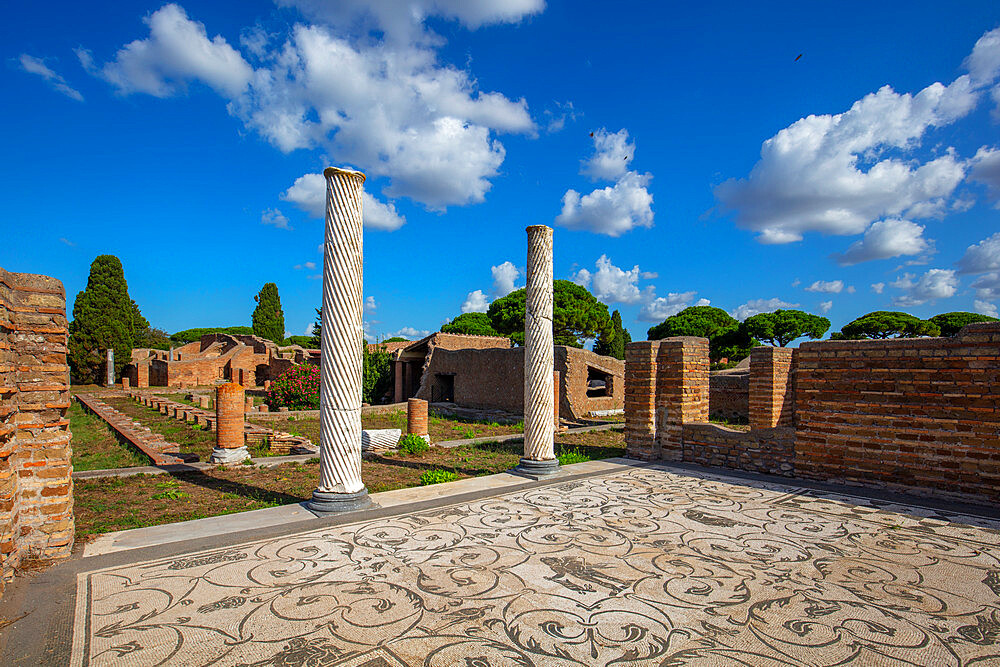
(393, 360, 405, 403)
(625, 341, 659, 460)
(245, 396, 254, 413)
(750, 346, 795, 429)
(0, 268, 73, 598)
(655, 337, 710, 461)
(211, 383, 247, 464)
(121, 377, 129, 390)
(407, 398, 429, 442)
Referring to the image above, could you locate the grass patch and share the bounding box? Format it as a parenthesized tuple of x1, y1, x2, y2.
(73, 428, 624, 536)
(398, 434, 429, 456)
(420, 469, 460, 485)
(103, 396, 216, 461)
(69, 401, 151, 471)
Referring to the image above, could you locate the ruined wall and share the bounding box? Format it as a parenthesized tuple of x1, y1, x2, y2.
(709, 371, 749, 422)
(681, 424, 795, 477)
(625, 328, 1000, 503)
(0, 268, 73, 597)
(556, 347, 624, 419)
(417, 347, 525, 413)
(795, 324, 1000, 501)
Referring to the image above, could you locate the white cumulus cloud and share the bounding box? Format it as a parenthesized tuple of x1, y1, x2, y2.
(804, 280, 846, 294)
(833, 218, 932, 266)
(714, 28, 1000, 245)
(582, 128, 635, 181)
(83, 2, 538, 210)
(957, 231, 1000, 274)
(79, 4, 253, 98)
(890, 268, 959, 307)
(365, 296, 377, 312)
(261, 207, 291, 230)
(871, 282, 885, 294)
(461, 289, 489, 313)
(573, 255, 646, 304)
(819, 300, 833, 314)
(18, 54, 84, 101)
(971, 272, 1000, 301)
(731, 298, 799, 321)
(975, 299, 999, 318)
(639, 294, 708, 322)
(557, 172, 654, 236)
(969, 146, 1000, 203)
(491, 261, 519, 297)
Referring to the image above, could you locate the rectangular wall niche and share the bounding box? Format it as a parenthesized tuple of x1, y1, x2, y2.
(586, 365, 612, 398)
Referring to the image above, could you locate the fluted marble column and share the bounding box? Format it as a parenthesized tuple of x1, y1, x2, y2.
(514, 225, 559, 476)
(306, 166, 374, 514)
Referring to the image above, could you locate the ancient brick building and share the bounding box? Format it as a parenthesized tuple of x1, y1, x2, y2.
(0, 268, 73, 597)
(391, 333, 624, 419)
(625, 324, 1000, 503)
(126, 333, 317, 388)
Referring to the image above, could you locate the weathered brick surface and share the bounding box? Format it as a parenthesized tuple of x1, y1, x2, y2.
(750, 346, 795, 429)
(0, 268, 73, 597)
(407, 398, 428, 438)
(655, 337, 709, 461)
(795, 324, 1000, 501)
(709, 370, 749, 421)
(624, 341, 659, 461)
(216, 383, 245, 450)
(624, 327, 1000, 503)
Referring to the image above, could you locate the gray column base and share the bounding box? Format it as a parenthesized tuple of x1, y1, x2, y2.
(210, 446, 249, 465)
(305, 488, 375, 515)
(511, 457, 561, 479)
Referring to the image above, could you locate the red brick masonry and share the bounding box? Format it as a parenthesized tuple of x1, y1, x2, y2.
(625, 324, 1000, 503)
(0, 268, 73, 598)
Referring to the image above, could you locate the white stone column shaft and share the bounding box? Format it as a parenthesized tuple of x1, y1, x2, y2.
(317, 167, 366, 494)
(106, 348, 115, 386)
(523, 225, 555, 462)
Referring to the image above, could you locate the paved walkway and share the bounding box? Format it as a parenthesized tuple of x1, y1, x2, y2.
(5, 462, 1000, 665)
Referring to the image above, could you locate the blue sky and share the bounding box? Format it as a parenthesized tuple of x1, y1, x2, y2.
(4, 1, 1000, 343)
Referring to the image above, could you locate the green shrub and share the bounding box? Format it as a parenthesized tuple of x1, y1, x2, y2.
(557, 448, 590, 465)
(265, 364, 320, 410)
(398, 434, 429, 456)
(419, 469, 459, 485)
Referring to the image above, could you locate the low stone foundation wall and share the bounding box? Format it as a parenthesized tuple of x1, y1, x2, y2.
(681, 424, 794, 477)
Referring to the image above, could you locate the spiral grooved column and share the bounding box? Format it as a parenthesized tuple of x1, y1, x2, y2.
(514, 225, 559, 477)
(211, 383, 248, 464)
(307, 166, 374, 514)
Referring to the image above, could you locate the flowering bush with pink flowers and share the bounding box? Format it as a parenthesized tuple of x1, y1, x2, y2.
(266, 364, 320, 410)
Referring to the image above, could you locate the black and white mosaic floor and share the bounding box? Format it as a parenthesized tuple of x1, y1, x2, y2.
(72, 466, 1000, 665)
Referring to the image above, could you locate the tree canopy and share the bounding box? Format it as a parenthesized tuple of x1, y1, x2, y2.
(833, 311, 940, 339)
(928, 311, 998, 337)
(441, 312, 500, 337)
(251, 283, 285, 344)
(68, 255, 148, 384)
(594, 309, 631, 360)
(647, 306, 753, 361)
(383, 336, 410, 343)
(742, 309, 830, 347)
(487, 279, 611, 347)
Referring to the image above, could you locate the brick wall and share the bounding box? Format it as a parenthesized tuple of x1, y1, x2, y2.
(709, 371, 749, 421)
(795, 324, 1000, 501)
(625, 326, 1000, 503)
(0, 268, 73, 597)
(556, 347, 624, 419)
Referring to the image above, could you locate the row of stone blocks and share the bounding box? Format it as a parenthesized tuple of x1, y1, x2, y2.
(123, 389, 318, 457)
(75, 393, 192, 466)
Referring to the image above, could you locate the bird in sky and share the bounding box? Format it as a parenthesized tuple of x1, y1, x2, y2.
(794, 53, 803, 61)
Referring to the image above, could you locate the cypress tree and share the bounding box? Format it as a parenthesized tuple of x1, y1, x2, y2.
(252, 282, 285, 343)
(595, 309, 630, 360)
(68, 255, 148, 384)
